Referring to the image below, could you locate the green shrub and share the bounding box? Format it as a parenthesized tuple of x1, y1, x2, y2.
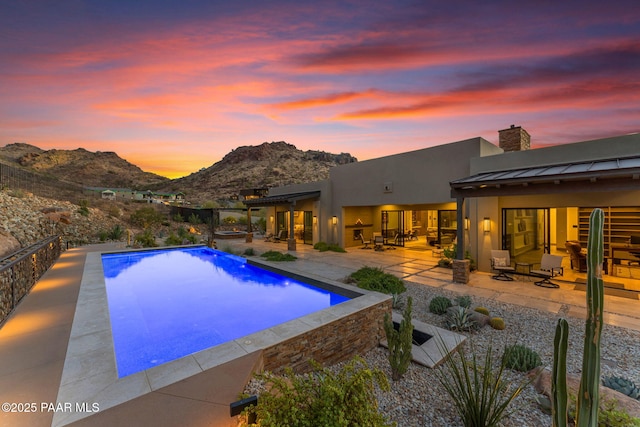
(188, 213, 201, 224)
(77, 199, 90, 216)
(455, 295, 473, 308)
(313, 241, 346, 252)
(172, 213, 184, 222)
(241, 357, 394, 427)
(489, 317, 506, 330)
(134, 229, 158, 247)
(108, 224, 124, 240)
(222, 216, 237, 224)
(429, 296, 452, 315)
(383, 297, 413, 381)
(445, 306, 477, 332)
(260, 250, 297, 261)
(474, 306, 490, 316)
(243, 248, 256, 256)
(165, 233, 182, 246)
(502, 344, 541, 372)
(349, 266, 406, 295)
(434, 339, 533, 427)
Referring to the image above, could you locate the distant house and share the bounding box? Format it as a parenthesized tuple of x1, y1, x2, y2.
(101, 189, 115, 200)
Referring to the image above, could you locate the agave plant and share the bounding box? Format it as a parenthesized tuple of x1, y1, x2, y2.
(446, 306, 477, 332)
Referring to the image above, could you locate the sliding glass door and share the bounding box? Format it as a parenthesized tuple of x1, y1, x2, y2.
(502, 208, 550, 263)
(382, 210, 404, 246)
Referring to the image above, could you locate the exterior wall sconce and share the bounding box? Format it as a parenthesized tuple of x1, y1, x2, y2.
(332, 216, 338, 225)
(464, 217, 470, 230)
(313, 216, 317, 224)
(270, 216, 274, 223)
(483, 217, 491, 232)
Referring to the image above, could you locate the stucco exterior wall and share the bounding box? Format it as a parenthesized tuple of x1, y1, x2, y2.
(470, 133, 640, 175)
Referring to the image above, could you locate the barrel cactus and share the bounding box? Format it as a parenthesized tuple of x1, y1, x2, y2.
(474, 306, 490, 316)
(489, 317, 505, 330)
(429, 296, 452, 315)
(602, 376, 640, 400)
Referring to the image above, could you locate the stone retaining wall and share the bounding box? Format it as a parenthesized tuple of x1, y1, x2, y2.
(0, 236, 62, 323)
(261, 297, 392, 374)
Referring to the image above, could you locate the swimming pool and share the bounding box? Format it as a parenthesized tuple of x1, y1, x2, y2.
(102, 247, 350, 377)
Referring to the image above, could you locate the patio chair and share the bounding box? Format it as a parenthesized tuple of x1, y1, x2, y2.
(373, 233, 384, 251)
(530, 254, 564, 288)
(273, 229, 287, 242)
(357, 232, 372, 249)
(490, 250, 516, 281)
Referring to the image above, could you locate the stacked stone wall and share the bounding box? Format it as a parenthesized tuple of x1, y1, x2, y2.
(261, 298, 392, 374)
(0, 236, 62, 323)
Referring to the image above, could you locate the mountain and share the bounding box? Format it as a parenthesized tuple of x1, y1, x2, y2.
(0, 141, 357, 204)
(0, 143, 169, 190)
(156, 141, 357, 202)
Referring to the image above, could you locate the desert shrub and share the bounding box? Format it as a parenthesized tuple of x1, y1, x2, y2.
(474, 306, 490, 316)
(455, 295, 473, 308)
(502, 344, 541, 372)
(383, 297, 413, 381)
(134, 229, 157, 247)
(98, 230, 108, 242)
(172, 213, 184, 222)
(241, 357, 393, 427)
(349, 266, 406, 295)
(434, 339, 533, 427)
(260, 250, 297, 261)
(77, 199, 90, 216)
(489, 317, 506, 330)
(429, 296, 452, 315)
(243, 248, 256, 256)
(188, 213, 201, 224)
(108, 224, 124, 241)
(165, 233, 182, 246)
(446, 306, 477, 332)
(313, 241, 346, 252)
(130, 206, 163, 229)
(222, 216, 237, 224)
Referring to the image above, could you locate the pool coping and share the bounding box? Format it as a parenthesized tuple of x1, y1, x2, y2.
(53, 247, 390, 426)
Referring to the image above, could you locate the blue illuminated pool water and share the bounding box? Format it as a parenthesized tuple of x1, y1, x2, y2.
(101, 246, 350, 377)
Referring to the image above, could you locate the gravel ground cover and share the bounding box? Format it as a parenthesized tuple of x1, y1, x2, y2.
(246, 280, 640, 426)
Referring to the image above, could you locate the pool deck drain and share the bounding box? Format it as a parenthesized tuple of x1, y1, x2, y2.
(53, 249, 389, 426)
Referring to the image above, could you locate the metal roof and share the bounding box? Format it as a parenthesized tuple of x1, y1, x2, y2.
(450, 155, 640, 198)
(243, 190, 321, 206)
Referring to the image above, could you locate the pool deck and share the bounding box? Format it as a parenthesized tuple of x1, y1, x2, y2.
(1, 240, 640, 426)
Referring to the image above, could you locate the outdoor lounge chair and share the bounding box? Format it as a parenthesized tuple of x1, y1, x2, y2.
(490, 250, 516, 281)
(358, 232, 372, 249)
(530, 254, 564, 288)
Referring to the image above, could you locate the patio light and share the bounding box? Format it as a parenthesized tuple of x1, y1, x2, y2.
(483, 217, 491, 232)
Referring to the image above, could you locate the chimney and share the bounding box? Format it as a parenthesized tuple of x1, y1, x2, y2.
(498, 125, 530, 152)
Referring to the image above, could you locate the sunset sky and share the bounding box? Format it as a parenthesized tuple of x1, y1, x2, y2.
(1, 1, 638, 178)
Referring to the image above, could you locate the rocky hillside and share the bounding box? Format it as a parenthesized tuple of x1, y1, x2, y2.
(159, 141, 357, 202)
(0, 143, 169, 189)
(0, 190, 126, 256)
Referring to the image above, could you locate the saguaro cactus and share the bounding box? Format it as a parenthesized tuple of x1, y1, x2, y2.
(552, 208, 604, 427)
